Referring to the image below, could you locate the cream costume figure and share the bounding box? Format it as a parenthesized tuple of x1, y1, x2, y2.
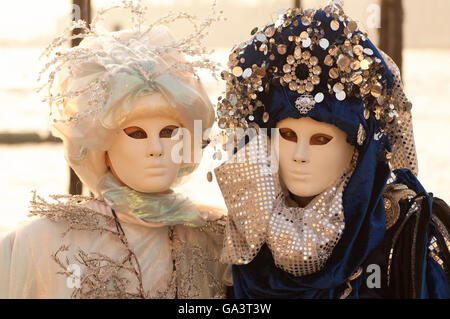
(0, 2, 228, 298)
(214, 1, 450, 298)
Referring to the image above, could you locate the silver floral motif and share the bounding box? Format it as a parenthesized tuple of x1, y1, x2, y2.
(295, 94, 316, 114)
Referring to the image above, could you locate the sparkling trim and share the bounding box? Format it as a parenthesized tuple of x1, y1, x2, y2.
(215, 132, 357, 277)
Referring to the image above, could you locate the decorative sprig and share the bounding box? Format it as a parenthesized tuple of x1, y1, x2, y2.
(37, 0, 225, 125)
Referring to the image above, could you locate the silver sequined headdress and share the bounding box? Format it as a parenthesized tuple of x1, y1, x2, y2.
(37, 0, 224, 195)
(216, 0, 418, 175)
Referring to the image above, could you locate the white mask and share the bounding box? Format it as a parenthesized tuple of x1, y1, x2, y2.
(106, 93, 183, 193)
(275, 117, 355, 200)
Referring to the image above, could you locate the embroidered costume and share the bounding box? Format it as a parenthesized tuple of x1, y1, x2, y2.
(0, 1, 228, 298)
(214, 1, 450, 298)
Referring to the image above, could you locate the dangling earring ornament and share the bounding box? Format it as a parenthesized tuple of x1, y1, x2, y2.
(207, 171, 213, 182)
(207, 143, 222, 182)
(212, 149, 222, 161)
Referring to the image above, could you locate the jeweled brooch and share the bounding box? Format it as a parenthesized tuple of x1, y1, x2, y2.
(295, 94, 315, 114)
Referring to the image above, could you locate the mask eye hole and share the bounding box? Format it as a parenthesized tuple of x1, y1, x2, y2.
(279, 128, 298, 143)
(124, 126, 147, 139)
(159, 125, 179, 138)
(310, 133, 333, 145)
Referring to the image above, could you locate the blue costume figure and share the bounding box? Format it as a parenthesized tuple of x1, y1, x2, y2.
(214, 1, 450, 298)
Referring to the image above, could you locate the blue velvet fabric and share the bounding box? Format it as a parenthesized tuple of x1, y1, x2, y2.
(425, 256, 450, 298)
(230, 10, 449, 299)
(232, 168, 450, 299)
(392, 169, 450, 299)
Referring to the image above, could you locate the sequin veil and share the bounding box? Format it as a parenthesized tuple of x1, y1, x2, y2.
(213, 2, 448, 298)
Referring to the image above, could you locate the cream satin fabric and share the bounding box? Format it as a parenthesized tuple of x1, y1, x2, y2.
(0, 200, 225, 298)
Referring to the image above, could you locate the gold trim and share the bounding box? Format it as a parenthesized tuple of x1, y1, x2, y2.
(339, 267, 363, 299)
(383, 184, 416, 230)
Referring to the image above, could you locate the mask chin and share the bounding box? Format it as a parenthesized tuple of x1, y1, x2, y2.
(106, 151, 180, 193)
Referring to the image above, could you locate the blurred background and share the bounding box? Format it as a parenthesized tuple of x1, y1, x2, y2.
(1, 0, 449, 233)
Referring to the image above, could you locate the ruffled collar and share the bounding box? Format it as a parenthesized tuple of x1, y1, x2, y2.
(216, 132, 357, 277)
(267, 166, 354, 276)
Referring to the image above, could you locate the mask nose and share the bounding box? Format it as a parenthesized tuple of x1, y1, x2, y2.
(292, 139, 310, 163)
(148, 151, 162, 157)
(146, 135, 163, 158)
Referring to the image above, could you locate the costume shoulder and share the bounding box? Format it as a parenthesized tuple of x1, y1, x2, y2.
(363, 179, 450, 298)
(0, 193, 116, 298)
(382, 183, 417, 230)
(27, 191, 116, 234)
(0, 215, 69, 298)
(193, 203, 227, 236)
(0, 212, 72, 267)
(383, 182, 450, 275)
